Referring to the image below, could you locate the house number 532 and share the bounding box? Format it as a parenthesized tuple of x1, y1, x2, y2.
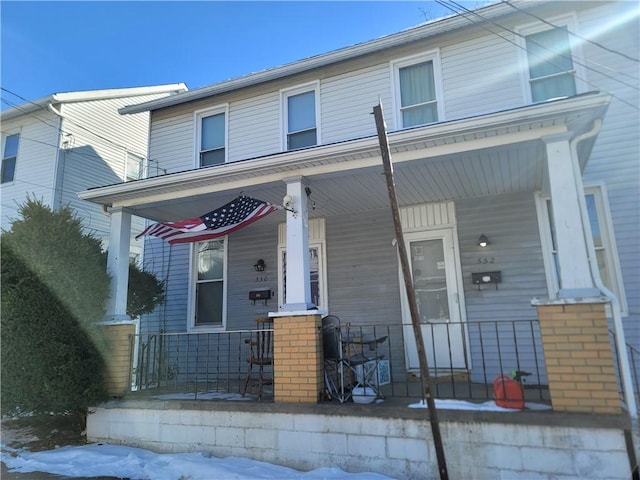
(477, 257, 495, 264)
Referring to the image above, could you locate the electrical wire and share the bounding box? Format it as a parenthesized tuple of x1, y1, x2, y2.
(503, 0, 640, 63)
(434, 0, 639, 111)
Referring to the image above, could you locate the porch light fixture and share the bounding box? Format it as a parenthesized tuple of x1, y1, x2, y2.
(254, 259, 266, 272)
(478, 234, 489, 248)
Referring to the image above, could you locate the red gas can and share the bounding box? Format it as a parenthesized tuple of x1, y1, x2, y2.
(493, 374, 525, 409)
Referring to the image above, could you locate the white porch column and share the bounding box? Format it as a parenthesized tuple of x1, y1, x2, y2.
(543, 133, 599, 298)
(105, 207, 132, 322)
(283, 176, 314, 310)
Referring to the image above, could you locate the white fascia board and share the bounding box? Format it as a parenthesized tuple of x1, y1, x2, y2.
(51, 84, 187, 103)
(79, 92, 611, 208)
(0, 96, 54, 121)
(1, 84, 188, 121)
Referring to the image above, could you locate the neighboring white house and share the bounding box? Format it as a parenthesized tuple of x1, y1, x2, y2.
(81, 1, 638, 397)
(1, 84, 187, 256)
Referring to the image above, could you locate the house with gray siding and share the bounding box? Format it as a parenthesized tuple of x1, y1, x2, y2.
(1, 84, 187, 256)
(80, 2, 638, 477)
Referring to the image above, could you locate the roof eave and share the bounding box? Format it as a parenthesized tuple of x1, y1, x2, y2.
(80, 92, 611, 207)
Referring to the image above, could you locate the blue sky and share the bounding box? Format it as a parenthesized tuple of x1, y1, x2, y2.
(1, 1, 482, 108)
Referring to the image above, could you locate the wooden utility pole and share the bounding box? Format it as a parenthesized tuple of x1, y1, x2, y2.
(372, 103, 449, 480)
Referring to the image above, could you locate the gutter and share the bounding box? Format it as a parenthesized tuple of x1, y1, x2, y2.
(570, 121, 639, 462)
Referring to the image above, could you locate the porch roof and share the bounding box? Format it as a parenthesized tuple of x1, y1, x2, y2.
(79, 93, 610, 223)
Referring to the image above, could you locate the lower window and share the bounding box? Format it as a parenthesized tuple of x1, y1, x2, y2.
(192, 239, 226, 328)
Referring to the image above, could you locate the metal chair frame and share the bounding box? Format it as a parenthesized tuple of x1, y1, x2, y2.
(322, 315, 387, 403)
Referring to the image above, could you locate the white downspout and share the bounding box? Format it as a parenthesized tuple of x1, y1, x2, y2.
(47, 103, 65, 209)
(570, 119, 638, 423)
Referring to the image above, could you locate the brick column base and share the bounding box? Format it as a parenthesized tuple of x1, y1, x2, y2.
(99, 323, 135, 397)
(537, 303, 621, 414)
(272, 314, 323, 403)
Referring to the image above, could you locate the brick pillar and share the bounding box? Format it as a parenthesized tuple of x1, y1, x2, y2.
(99, 322, 135, 397)
(272, 313, 323, 403)
(536, 302, 621, 414)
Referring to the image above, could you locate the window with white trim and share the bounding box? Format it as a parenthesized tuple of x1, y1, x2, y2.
(517, 15, 584, 103)
(277, 218, 327, 310)
(125, 152, 144, 181)
(281, 83, 319, 151)
(536, 187, 627, 314)
(191, 239, 227, 329)
(392, 51, 443, 129)
(195, 107, 227, 167)
(2, 133, 19, 184)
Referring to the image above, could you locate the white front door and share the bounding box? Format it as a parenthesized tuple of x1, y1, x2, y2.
(401, 228, 467, 374)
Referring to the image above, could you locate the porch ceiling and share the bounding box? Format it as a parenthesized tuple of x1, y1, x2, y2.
(79, 93, 610, 223)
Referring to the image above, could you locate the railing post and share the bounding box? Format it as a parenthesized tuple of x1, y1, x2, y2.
(271, 312, 324, 403)
(535, 300, 621, 414)
(98, 321, 136, 397)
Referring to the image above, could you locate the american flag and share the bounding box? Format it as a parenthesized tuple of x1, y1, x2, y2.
(136, 196, 279, 245)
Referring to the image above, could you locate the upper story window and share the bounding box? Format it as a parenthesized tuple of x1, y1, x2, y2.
(195, 106, 227, 167)
(125, 152, 144, 181)
(526, 27, 576, 102)
(2, 133, 19, 184)
(518, 15, 584, 104)
(190, 239, 227, 330)
(392, 50, 443, 129)
(281, 82, 319, 151)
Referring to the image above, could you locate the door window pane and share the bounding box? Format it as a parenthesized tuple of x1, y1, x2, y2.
(281, 246, 321, 308)
(410, 239, 449, 323)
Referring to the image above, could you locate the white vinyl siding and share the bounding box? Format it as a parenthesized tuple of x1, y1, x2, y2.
(391, 50, 444, 129)
(321, 64, 391, 142)
(442, 34, 523, 119)
(0, 115, 59, 230)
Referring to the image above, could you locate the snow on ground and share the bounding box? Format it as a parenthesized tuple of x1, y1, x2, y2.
(1, 399, 550, 479)
(1, 443, 395, 480)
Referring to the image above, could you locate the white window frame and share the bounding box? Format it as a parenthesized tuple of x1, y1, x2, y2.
(391, 49, 445, 130)
(2, 132, 19, 184)
(516, 13, 587, 104)
(187, 238, 228, 331)
(535, 185, 627, 315)
(277, 218, 328, 311)
(125, 151, 145, 182)
(280, 81, 321, 152)
(194, 104, 229, 168)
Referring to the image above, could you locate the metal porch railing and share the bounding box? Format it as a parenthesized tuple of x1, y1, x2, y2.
(128, 319, 552, 404)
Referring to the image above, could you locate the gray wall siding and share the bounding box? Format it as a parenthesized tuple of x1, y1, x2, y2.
(321, 64, 391, 142)
(441, 31, 524, 120)
(579, 2, 639, 345)
(456, 192, 548, 382)
(457, 192, 547, 321)
(228, 92, 280, 162)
